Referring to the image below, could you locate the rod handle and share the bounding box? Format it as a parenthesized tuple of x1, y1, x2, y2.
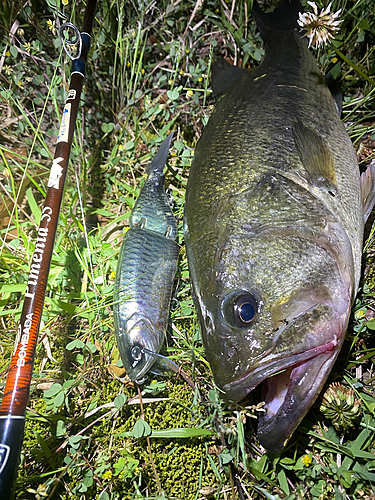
(0, 416, 25, 499)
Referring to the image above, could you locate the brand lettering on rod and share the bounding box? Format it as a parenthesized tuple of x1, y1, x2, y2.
(67, 89, 76, 100)
(47, 157, 64, 189)
(16, 312, 33, 367)
(24, 212, 50, 300)
(56, 102, 71, 144)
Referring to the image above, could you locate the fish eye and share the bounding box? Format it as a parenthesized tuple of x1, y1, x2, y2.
(235, 296, 256, 324)
(222, 290, 259, 328)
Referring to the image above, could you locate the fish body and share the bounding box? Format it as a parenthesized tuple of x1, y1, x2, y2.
(114, 134, 178, 383)
(184, 1, 368, 452)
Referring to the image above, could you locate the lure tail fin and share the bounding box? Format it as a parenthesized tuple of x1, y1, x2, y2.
(148, 132, 174, 174)
(252, 0, 303, 37)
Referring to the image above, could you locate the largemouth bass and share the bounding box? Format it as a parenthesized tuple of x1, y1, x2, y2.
(114, 133, 178, 383)
(184, 0, 374, 452)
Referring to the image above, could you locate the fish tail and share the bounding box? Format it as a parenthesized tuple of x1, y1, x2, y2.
(252, 0, 303, 37)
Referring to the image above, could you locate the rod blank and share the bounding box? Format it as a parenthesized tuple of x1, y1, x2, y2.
(0, 1, 97, 497)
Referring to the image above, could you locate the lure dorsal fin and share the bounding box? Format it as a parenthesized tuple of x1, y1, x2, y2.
(292, 119, 337, 192)
(361, 160, 375, 222)
(212, 57, 246, 99)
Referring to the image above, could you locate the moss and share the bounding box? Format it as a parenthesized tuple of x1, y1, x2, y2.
(89, 378, 229, 499)
(134, 441, 219, 498)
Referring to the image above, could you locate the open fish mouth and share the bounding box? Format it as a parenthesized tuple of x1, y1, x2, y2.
(223, 335, 344, 453)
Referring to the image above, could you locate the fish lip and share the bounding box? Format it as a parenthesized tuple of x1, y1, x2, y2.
(222, 336, 341, 401)
(256, 343, 343, 453)
(222, 337, 343, 453)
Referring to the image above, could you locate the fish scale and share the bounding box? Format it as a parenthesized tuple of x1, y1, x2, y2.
(184, 0, 373, 452)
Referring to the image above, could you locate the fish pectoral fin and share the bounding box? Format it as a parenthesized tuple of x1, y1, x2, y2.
(292, 119, 337, 193)
(361, 160, 375, 222)
(212, 57, 246, 99)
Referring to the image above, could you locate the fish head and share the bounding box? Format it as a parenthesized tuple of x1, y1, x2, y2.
(190, 218, 354, 452)
(115, 311, 163, 383)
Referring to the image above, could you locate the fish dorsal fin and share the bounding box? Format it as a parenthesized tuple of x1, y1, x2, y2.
(325, 73, 343, 116)
(292, 119, 337, 193)
(361, 160, 375, 222)
(212, 57, 246, 98)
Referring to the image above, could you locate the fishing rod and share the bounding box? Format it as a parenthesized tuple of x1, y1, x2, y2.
(0, 1, 97, 497)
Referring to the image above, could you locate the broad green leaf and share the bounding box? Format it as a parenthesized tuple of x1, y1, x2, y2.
(66, 339, 85, 350)
(44, 383, 63, 398)
(278, 469, 290, 495)
(54, 391, 65, 408)
(219, 449, 233, 465)
(86, 341, 97, 353)
(365, 319, 375, 330)
(69, 435, 85, 449)
(132, 419, 152, 438)
(114, 394, 126, 410)
(56, 419, 66, 438)
(167, 88, 179, 100)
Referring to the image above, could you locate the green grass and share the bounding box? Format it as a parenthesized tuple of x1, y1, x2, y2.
(1, 0, 375, 498)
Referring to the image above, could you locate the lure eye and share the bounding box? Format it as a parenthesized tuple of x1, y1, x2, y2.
(222, 290, 259, 328)
(130, 345, 143, 366)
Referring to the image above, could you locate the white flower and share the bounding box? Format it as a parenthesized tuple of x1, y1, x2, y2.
(297, 2, 343, 48)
